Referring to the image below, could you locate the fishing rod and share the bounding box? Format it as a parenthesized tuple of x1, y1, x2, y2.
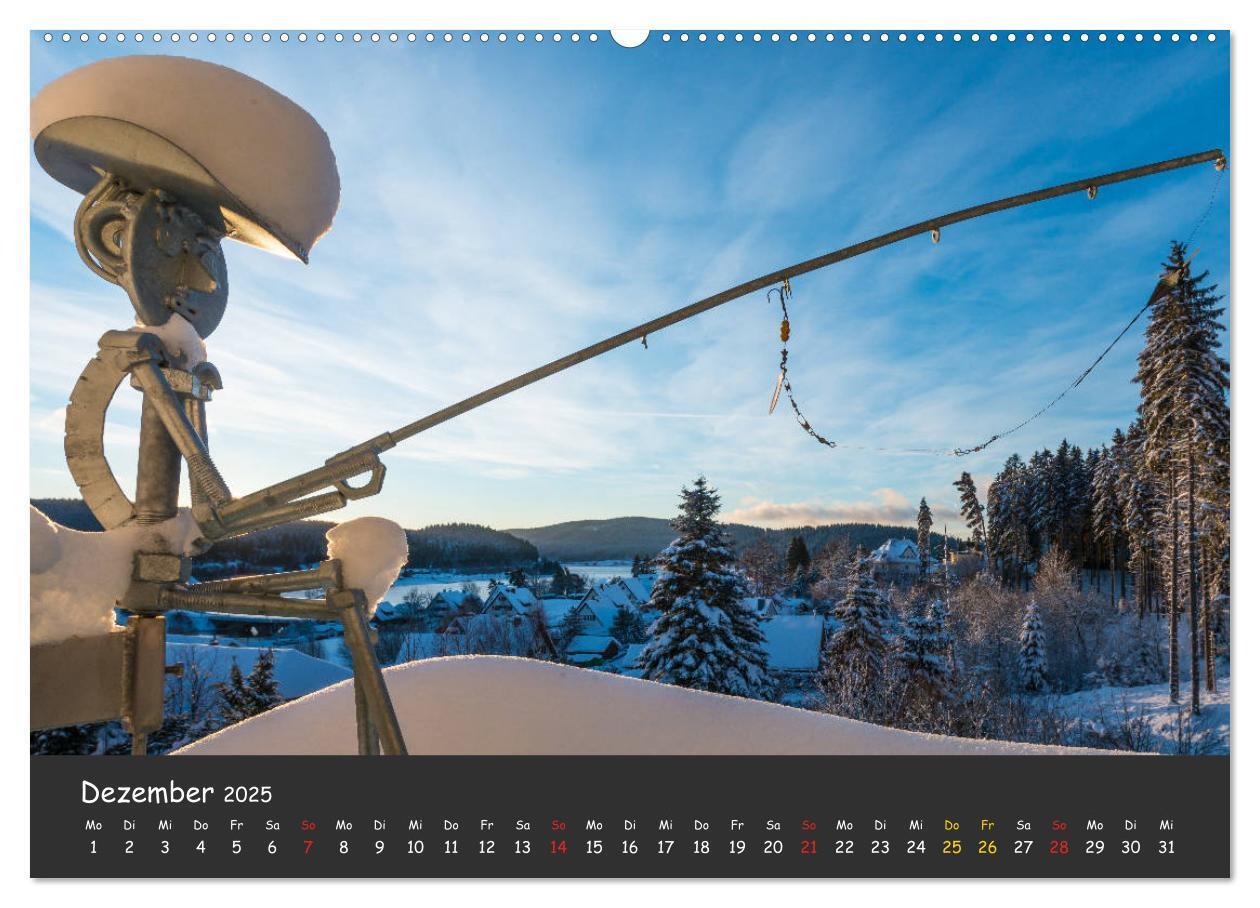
(210, 148, 1225, 538)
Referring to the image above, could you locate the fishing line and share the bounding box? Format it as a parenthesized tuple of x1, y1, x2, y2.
(770, 165, 1227, 458)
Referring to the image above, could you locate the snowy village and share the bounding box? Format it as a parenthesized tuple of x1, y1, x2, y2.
(28, 40, 1228, 761)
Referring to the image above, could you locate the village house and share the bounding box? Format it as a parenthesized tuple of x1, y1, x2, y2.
(868, 538, 937, 583)
(566, 634, 622, 665)
(482, 585, 539, 616)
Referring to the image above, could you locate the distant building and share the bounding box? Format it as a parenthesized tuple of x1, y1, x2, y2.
(482, 585, 539, 616)
(869, 538, 937, 583)
(581, 574, 657, 611)
(566, 634, 621, 664)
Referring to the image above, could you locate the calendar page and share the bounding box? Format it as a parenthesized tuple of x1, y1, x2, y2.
(27, 22, 1230, 881)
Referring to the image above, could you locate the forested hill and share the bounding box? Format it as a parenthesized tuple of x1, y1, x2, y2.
(507, 516, 948, 561)
(30, 499, 539, 578)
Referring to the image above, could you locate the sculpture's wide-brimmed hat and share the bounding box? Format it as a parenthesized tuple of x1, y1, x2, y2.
(31, 55, 340, 263)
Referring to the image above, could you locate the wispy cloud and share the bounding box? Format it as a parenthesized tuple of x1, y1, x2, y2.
(725, 488, 962, 530)
(28, 37, 1229, 528)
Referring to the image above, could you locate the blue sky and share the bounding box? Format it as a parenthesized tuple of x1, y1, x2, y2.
(29, 31, 1230, 532)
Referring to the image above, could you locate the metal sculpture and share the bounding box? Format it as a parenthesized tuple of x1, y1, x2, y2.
(31, 56, 403, 755)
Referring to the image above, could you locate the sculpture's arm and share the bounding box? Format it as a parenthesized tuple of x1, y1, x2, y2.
(122, 338, 385, 540)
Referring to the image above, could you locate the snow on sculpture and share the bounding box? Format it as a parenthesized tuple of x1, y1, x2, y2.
(324, 517, 409, 618)
(30, 504, 201, 645)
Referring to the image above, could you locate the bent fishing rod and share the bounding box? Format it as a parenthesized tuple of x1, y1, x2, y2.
(206, 148, 1225, 539)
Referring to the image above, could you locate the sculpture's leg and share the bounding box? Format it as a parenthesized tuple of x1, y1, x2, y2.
(353, 676, 380, 756)
(335, 590, 406, 755)
(125, 380, 185, 754)
(122, 614, 167, 756)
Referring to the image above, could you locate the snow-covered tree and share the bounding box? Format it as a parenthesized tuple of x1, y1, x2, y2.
(821, 546, 889, 715)
(557, 605, 585, 652)
(896, 597, 954, 716)
(1135, 241, 1230, 710)
(216, 661, 252, 724)
(245, 648, 283, 712)
(216, 650, 283, 724)
(953, 471, 988, 559)
(1091, 439, 1124, 607)
(610, 603, 648, 645)
(1018, 599, 1049, 693)
(916, 498, 933, 580)
(640, 477, 770, 698)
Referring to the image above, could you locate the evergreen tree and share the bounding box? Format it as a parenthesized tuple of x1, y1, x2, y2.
(610, 603, 648, 645)
(1018, 599, 1049, 693)
(508, 567, 529, 588)
(821, 546, 889, 712)
(550, 563, 572, 596)
(640, 477, 770, 698)
(216, 651, 283, 724)
(988, 454, 1034, 588)
(216, 661, 252, 724)
(896, 597, 953, 718)
(786, 536, 811, 575)
(245, 648, 283, 714)
(1135, 241, 1229, 709)
(916, 498, 933, 580)
(557, 605, 585, 653)
(1091, 441, 1124, 607)
(952, 471, 988, 559)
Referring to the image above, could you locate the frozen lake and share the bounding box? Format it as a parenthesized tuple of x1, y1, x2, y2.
(384, 561, 634, 602)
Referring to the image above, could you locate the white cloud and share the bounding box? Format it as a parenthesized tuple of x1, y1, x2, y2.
(725, 488, 962, 530)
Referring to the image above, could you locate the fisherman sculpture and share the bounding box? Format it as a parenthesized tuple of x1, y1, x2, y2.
(31, 55, 406, 755)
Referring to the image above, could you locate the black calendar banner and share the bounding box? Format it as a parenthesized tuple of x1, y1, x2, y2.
(31, 756, 1229, 878)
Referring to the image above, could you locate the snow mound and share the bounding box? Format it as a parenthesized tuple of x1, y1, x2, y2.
(174, 655, 1106, 756)
(30, 505, 203, 645)
(325, 516, 408, 616)
(132, 313, 207, 368)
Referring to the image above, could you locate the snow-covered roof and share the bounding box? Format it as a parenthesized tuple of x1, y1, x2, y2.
(566, 635, 621, 656)
(760, 615, 825, 672)
(175, 655, 1108, 756)
(585, 582, 635, 609)
(538, 598, 579, 628)
(583, 600, 621, 630)
(870, 538, 935, 565)
(619, 576, 655, 604)
(615, 643, 648, 677)
(166, 643, 351, 700)
(430, 589, 478, 609)
(483, 586, 538, 614)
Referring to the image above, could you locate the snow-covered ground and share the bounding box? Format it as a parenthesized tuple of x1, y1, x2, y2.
(167, 643, 351, 701)
(1042, 676, 1229, 754)
(175, 655, 1111, 756)
(386, 561, 633, 601)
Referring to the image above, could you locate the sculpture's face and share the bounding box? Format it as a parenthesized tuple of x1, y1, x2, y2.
(79, 187, 229, 338)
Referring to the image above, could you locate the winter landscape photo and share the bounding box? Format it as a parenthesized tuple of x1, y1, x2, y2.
(29, 30, 1229, 761)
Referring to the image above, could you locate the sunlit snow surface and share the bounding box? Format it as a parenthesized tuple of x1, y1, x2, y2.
(175, 655, 1110, 756)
